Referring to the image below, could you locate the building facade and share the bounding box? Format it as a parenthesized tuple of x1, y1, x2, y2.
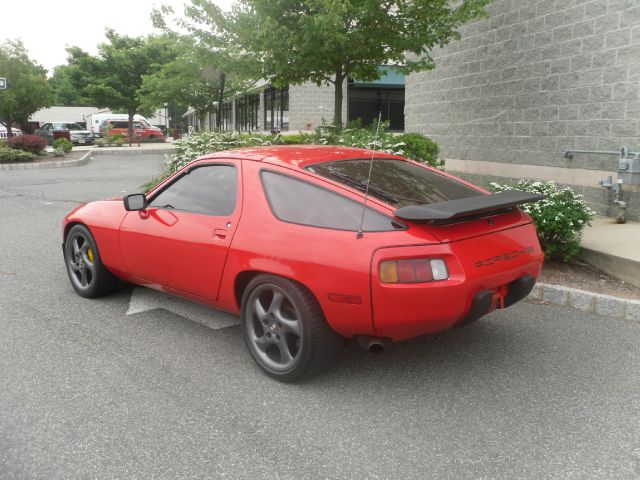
(405, 0, 640, 219)
(185, 67, 405, 134)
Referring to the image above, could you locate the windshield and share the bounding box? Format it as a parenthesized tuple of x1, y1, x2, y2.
(54, 122, 85, 130)
(306, 159, 482, 209)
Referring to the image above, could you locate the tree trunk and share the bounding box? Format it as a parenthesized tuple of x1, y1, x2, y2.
(333, 70, 345, 126)
(2, 118, 14, 138)
(128, 110, 135, 147)
(216, 72, 226, 131)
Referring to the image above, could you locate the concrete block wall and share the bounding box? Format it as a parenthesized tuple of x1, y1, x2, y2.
(405, 0, 640, 218)
(289, 82, 348, 131)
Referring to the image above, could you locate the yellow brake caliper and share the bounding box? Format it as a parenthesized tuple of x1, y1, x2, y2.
(87, 247, 94, 263)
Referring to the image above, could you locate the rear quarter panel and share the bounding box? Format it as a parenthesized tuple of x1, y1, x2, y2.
(217, 159, 440, 338)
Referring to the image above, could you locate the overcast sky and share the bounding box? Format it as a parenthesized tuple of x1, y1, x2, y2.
(3, 0, 234, 74)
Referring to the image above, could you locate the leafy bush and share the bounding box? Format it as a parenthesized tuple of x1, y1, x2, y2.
(114, 136, 125, 146)
(0, 143, 36, 162)
(6, 134, 47, 154)
(96, 138, 107, 147)
(297, 122, 443, 169)
(53, 138, 73, 152)
(396, 133, 442, 169)
(53, 147, 66, 157)
(491, 180, 595, 262)
(281, 133, 305, 144)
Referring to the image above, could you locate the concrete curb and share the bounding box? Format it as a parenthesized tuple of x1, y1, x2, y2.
(578, 247, 640, 289)
(531, 283, 640, 322)
(0, 146, 174, 170)
(90, 147, 174, 156)
(0, 150, 92, 170)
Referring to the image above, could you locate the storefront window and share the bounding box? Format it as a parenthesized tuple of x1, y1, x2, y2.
(264, 87, 289, 133)
(220, 101, 233, 131)
(235, 94, 260, 131)
(347, 88, 405, 131)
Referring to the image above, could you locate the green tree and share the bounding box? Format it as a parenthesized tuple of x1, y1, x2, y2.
(0, 40, 51, 136)
(138, 36, 225, 130)
(49, 65, 90, 106)
(66, 30, 178, 142)
(151, 6, 250, 130)
(182, 0, 490, 125)
(140, 51, 250, 130)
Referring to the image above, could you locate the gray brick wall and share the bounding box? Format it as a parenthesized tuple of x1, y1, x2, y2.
(405, 0, 640, 173)
(289, 82, 347, 131)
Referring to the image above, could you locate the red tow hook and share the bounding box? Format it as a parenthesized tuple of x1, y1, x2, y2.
(492, 285, 509, 309)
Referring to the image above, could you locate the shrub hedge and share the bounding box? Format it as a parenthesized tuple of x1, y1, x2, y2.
(6, 135, 47, 154)
(0, 143, 36, 162)
(53, 138, 73, 153)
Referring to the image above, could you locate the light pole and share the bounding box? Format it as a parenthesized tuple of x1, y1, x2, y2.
(163, 102, 168, 135)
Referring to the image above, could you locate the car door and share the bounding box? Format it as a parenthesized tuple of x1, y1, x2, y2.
(38, 123, 53, 143)
(132, 121, 145, 138)
(119, 162, 242, 301)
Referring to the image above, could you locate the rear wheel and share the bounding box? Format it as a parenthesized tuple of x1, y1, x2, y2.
(64, 225, 118, 298)
(241, 274, 341, 382)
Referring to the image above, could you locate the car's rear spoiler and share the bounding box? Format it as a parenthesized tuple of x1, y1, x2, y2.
(393, 191, 544, 223)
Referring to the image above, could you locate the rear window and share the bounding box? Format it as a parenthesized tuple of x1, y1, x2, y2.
(261, 171, 404, 232)
(306, 159, 481, 209)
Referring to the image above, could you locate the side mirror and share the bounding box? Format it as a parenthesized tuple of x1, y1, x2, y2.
(124, 193, 148, 211)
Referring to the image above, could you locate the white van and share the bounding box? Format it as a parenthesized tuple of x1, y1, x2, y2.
(87, 113, 159, 136)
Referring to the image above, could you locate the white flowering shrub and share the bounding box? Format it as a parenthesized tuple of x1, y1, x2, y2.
(491, 180, 596, 262)
(168, 131, 277, 173)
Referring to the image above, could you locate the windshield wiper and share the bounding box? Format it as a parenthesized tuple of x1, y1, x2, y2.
(328, 171, 399, 204)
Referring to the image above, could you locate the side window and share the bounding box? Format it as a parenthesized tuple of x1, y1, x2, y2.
(133, 122, 143, 129)
(261, 171, 403, 232)
(149, 165, 237, 216)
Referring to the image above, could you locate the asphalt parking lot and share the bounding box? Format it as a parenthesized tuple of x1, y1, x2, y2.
(1, 153, 639, 479)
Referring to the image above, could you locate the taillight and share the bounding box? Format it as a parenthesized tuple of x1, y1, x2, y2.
(379, 259, 449, 284)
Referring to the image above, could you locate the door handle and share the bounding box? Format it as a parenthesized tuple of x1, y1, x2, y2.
(214, 228, 227, 239)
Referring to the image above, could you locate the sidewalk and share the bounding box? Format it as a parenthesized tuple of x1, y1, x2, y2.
(578, 216, 640, 289)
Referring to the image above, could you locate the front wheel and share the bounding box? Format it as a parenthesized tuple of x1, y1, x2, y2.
(241, 274, 341, 382)
(64, 224, 118, 298)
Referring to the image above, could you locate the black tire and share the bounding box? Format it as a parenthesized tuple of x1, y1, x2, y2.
(148, 135, 157, 141)
(64, 224, 119, 298)
(240, 274, 341, 382)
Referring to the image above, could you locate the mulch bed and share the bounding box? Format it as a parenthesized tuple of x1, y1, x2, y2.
(540, 259, 640, 300)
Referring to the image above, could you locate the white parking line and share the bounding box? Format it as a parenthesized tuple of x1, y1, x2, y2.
(127, 286, 240, 330)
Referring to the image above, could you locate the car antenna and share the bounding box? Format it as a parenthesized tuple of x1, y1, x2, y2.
(356, 110, 383, 239)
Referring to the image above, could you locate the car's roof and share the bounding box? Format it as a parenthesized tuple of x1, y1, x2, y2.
(200, 145, 403, 169)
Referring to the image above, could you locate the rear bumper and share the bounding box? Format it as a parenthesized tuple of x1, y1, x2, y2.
(455, 274, 536, 328)
(371, 223, 543, 341)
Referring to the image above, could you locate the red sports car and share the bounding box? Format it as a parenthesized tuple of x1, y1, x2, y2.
(62, 146, 543, 382)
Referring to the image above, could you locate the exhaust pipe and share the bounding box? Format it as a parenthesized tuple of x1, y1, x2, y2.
(356, 336, 386, 354)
